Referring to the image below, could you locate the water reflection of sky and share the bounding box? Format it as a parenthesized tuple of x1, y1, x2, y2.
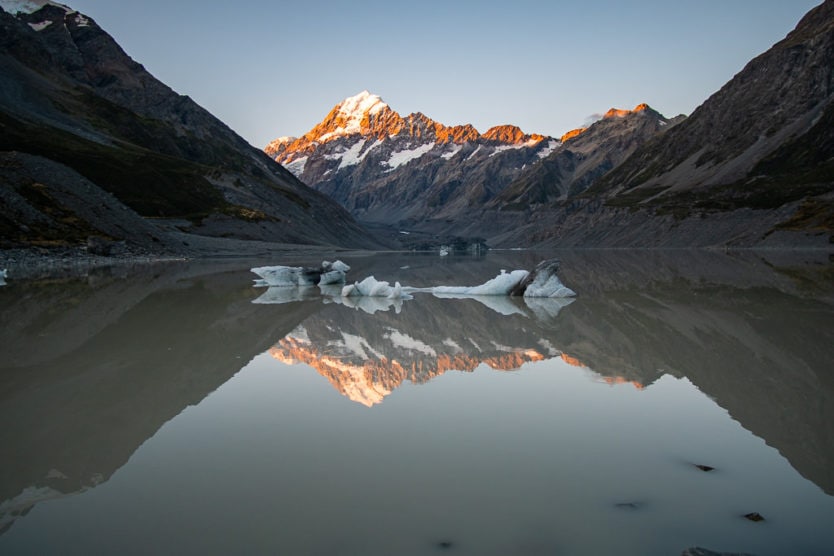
(1, 251, 833, 555)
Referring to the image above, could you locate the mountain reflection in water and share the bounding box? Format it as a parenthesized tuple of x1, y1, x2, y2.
(0, 250, 832, 555)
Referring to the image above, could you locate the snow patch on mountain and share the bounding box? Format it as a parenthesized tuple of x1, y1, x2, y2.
(488, 140, 541, 157)
(441, 145, 463, 160)
(337, 139, 381, 169)
(385, 142, 434, 170)
(465, 145, 482, 160)
(284, 156, 307, 177)
(28, 18, 51, 30)
(537, 139, 560, 159)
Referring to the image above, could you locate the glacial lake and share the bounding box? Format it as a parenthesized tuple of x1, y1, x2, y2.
(1, 249, 833, 555)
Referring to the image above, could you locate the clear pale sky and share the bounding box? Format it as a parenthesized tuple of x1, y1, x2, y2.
(65, 0, 820, 148)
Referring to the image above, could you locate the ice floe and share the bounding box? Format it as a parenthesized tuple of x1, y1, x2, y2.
(341, 276, 412, 300)
(426, 269, 531, 296)
(250, 258, 575, 317)
(517, 259, 577, 298)
(251, 260, 349, 287)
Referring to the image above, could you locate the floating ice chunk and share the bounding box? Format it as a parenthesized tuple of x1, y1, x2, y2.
(251, 265, 306, 287)
(430, 269, 530, 296)
(326, 260, 350, 273)
(519, 259, 576, 298)
(523, 274, 576, 298)
(251, 260, 349, 287)
(319, 270, 346, 285)
(341, 276, 412, 300)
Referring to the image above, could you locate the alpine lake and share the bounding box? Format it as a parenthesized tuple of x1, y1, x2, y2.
(1, 249, 833, 556)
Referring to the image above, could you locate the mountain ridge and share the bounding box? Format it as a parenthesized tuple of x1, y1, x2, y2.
(265, 91, 564, 234)
(470, 1, 834, 248)
(0, 2, 381, 252)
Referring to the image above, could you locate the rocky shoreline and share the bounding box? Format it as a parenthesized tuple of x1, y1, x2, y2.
(0, 239, 374, 281)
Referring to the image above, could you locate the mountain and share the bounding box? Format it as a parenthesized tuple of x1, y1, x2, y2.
(490, 104, 684, 208)
(266, 91, 558, 232)
(492, 0, 834, 248)
(0, 1, 378, 253)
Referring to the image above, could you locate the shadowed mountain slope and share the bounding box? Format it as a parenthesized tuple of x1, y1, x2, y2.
(0, 2, 379, 251)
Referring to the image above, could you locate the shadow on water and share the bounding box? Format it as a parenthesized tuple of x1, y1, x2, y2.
(0, 249, 832, 546)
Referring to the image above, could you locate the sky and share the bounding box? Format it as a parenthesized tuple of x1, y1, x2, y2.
(62, 0, 821, 148)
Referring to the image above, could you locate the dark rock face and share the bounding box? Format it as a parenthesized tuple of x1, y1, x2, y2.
(598, 1, 834, 197)
(0, 5, 378, 251)
(266, 91, 558, 233)
(569, 0, 834, 246)
(0, 152, 166, 251)
(491, 104, 682, 208)
(480, 1, 834, 248)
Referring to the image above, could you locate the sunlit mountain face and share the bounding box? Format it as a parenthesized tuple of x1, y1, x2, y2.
(263, 91, 559, 234)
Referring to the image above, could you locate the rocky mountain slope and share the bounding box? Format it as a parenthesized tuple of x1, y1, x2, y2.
(0, 1, 378, 252)
(266, 91, 559, 231)
(490, 104, 684, 208)
(489, 0, 834, 248)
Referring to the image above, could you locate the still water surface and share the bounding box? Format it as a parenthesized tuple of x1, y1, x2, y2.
(1, 250, 833, 555)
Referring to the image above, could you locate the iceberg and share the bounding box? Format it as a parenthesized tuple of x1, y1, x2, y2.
(429, 269, 530, 296)
(249, 258, 575, 316)
(517, 259, 576, 298)
(341, 276, 412, 300)
(251, 260, 350, 287)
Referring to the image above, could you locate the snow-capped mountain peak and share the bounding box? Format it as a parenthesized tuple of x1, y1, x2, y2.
(311, 90, 396, 143)
(264, 92, 559, 228)
(337, 90, 388, 119)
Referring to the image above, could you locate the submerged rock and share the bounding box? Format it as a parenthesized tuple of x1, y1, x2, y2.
(614, 501, 646, 510)
(693, 463, 716, 472)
